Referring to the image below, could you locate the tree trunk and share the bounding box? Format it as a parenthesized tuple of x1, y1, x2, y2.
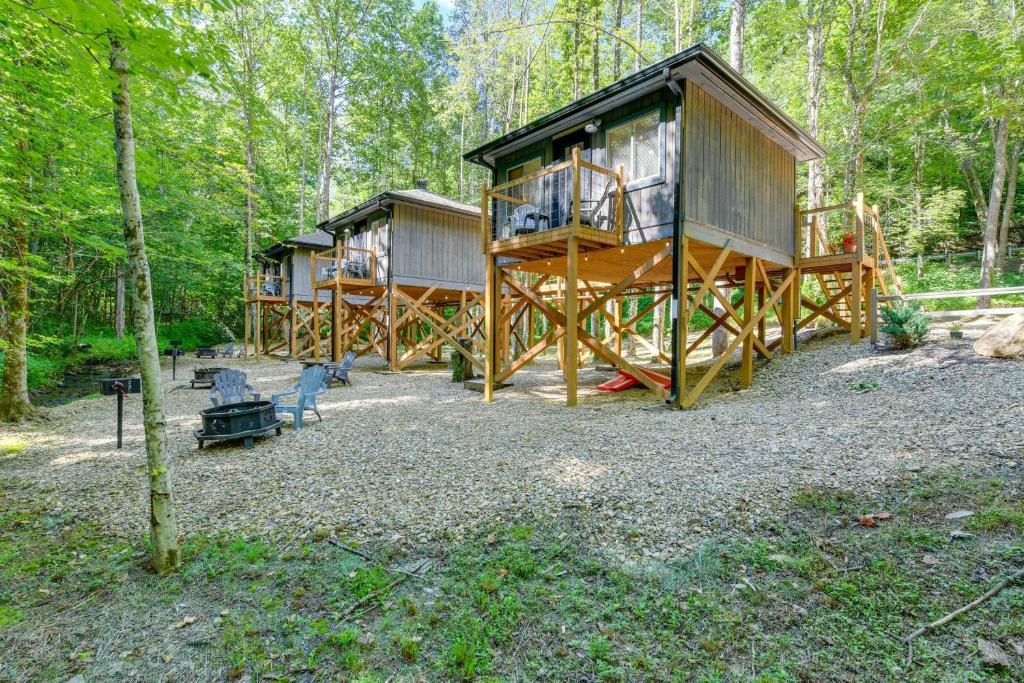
(997, 136, 1020, 273)
(634, 0, 643, 72)
(115, 269, 125, 339)
(109, 33, 180, 575)
(592, 4, 600, 91)
(317, 67, 337, 223)
(0, 217, 34, 423)
(978, 117, 1010, 308)
(729, 0, 744, 74)
(613, 0, 623, 79)
(805, 4, 826, 254)
(959, 156, 988, 226)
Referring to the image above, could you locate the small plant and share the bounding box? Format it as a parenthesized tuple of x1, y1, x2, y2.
(399, 636, 421, 662)
(949, 321, 963, 340)
(841, 231, 857, 253)
(851, 379, 879, 393)
(879, 302, 929, 349)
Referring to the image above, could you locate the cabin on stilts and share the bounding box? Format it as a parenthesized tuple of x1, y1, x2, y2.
(466, 43, 900, 408)
(244, 230, 334, 358)
(313, 187, 485, 371)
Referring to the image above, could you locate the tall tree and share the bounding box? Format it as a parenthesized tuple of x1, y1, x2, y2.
(729, 0, 744, 73)
(108, 12, 180, 575)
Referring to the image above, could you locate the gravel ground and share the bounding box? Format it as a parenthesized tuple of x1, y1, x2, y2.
(2, 326, 1022, 561)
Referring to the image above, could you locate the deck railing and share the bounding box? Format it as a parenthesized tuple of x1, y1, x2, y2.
(245, 273, 286, 300)
(312, 244, 378, 288)
(798, 192, 901, 296)
(481, 147, 624, 251)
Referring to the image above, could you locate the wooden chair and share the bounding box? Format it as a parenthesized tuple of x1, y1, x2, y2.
(271, 365, 327, 431)
(328, 351, 356, 387)
(210, 369, 260, 406)
(220, 342, 242, 358)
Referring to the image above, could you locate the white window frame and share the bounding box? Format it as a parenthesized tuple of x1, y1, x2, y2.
(604, 108, 665, 190)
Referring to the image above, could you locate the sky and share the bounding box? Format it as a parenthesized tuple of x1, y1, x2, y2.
(416, 0, 455, 20)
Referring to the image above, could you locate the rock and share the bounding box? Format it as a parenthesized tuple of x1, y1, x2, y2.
(977, 638, 1010, 668)
(711, 306, 730, 357)
(974, 311, 1024, 358)
(944, 510, 974, 521)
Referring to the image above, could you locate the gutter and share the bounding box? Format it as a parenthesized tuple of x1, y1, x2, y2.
(664, 68, 685, 410)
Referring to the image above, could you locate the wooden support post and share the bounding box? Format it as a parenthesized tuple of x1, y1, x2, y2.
(244, 287, 251, 359)
(501, 292, 511, 364)
(741, 257, 755, 388)
(615, 297, 623, 358)
(757, 284, 766, 353)
(255, 301, 262, 358)
(289, 301, 297, 357)
(332, 292, 341, 362)
(780, 268, 794, 354)
(792, 268, 802, 348)
(483, 255, 498, 402)
(312, 287, 321, 361)
(869, 286, 878, 346)
(673, 236, 690, 410)
(388, 285, 398, 370)
(851, 261, 863, 344)
(565, 235, 579, 406)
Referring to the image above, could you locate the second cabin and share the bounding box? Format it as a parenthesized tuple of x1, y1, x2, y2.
(312, 187, 486, 370)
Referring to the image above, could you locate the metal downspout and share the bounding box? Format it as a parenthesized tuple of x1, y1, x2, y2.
(664, 68, 685, 409)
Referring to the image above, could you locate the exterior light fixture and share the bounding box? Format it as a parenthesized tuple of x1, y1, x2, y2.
(584, 118, 601, 134)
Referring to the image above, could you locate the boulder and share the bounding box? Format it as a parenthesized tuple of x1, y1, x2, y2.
(974, 311, 1024, 358)
(711, 306, 730, 357)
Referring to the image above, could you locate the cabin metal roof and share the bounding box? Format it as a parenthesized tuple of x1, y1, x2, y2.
(464, 43, 826, 165)
(318, 188, 480, 234)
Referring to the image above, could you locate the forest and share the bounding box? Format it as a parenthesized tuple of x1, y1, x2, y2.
(1, 0, 1021, 420)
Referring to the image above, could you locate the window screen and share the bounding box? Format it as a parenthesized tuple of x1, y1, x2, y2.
(606, 110, 661, 184)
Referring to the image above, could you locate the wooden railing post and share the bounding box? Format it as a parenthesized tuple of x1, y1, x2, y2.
(854, 191, 865, 261)
(571, 147, 581, 229)
(615, 164, 625, 241)
(795, 204, 804, 260)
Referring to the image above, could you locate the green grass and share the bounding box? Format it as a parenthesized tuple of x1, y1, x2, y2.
(2, 319, 230, 391)
(1, 469, 1022, 681)
(0, 437, 27, 455)
(894, 259, 1024, 310)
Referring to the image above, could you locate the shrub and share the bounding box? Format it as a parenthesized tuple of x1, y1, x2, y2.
(880, 302, 929, 349)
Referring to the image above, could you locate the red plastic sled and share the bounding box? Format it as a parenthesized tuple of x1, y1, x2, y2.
(595, 368, 671, 392)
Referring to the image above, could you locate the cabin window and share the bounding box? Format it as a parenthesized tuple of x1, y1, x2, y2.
(606, 110, 662, 186)
(505, 156, 542, 183)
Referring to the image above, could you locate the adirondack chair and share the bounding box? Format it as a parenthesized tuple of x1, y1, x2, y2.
(271, 365, 327, 430)
(209, 369, 260, 406)
(331, 351, 356, 387)
(220, 342, 240, 358)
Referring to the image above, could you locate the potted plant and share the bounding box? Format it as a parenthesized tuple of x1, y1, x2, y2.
(949, 321, 964, 340)
(841, 231, 857, 254)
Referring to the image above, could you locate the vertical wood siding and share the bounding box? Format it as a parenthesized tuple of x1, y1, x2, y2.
(683, 82, 796, 256)
(392, 204, 485, 288)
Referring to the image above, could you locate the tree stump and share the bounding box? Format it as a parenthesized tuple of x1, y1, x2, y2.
(451, 338, 476, 382)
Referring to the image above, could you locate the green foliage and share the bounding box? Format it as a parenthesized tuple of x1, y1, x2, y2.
(880, 302, 930, 349)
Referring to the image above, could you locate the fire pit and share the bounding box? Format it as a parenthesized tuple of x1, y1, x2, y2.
(191, 366, 226, 389)
(194, 400, 282, 449)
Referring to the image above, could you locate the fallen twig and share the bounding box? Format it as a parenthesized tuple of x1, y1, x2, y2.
(327, 536, 374, 561)
(337, 559, 429, 621)
(327, 536, 431, 580)
(278, 522, 316, 558)
(904, 568, 1024, 668)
